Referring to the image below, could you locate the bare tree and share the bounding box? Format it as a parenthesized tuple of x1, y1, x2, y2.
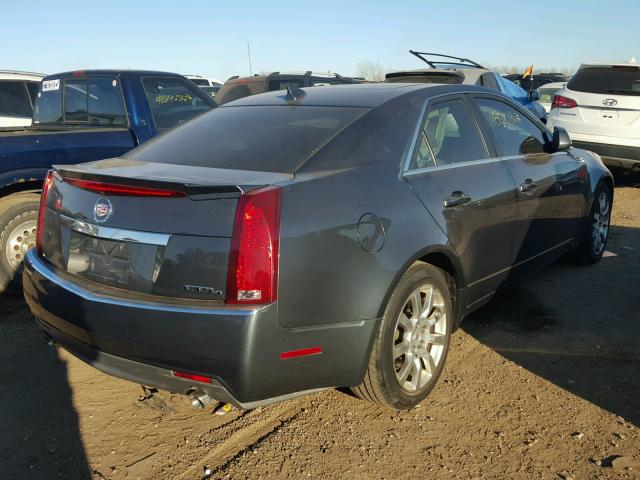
(355, 60, 387, 82)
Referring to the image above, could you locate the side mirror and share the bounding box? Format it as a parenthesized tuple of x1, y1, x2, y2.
(528, 90, 540, 101)
(552, 127, 572, 151)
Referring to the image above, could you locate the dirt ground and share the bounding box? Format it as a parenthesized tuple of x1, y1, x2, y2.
(1, 172, 639, 480)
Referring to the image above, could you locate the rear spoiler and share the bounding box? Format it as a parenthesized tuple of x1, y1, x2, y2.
(54, 167, 242, 198)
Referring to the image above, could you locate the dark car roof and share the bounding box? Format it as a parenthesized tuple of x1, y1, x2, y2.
(219, 83, 488, 109)
(42, 69, 184, 80)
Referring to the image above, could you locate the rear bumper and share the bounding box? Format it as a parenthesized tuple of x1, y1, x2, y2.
(572, 141, 640, 170)
(23, 251, 376, 407)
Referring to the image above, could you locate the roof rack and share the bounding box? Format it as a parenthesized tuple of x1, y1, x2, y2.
(409, 50, 485, 69)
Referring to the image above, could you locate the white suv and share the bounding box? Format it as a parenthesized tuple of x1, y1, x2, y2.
(547, 61, 640, 170)
(0, 71, 45, 127)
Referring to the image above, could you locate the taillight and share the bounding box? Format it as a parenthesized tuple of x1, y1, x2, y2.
(64, 177, 186, 197)
(551, 95, 577, 109)
(36, 170, 55, 255)
(226, 186, 282, 305)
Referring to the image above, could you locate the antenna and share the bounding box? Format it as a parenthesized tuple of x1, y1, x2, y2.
(284, 85, 305, 101)
(247, 42, 253, 76)
(285, 85, 296, 100)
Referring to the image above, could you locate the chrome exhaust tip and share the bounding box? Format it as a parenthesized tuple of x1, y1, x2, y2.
(190, 390, 215, 409)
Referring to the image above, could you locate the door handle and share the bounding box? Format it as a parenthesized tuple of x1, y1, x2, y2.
(443, 191, 472, 208)
(518, 179, 539, 193)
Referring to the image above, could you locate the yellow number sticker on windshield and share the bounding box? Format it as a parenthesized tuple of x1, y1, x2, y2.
(155, 94, 193, 104)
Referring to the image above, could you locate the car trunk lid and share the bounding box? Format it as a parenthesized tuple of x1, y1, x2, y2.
(39, 158, 291, 301)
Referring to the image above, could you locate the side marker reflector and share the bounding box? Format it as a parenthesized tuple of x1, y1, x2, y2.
(172, 371, 212, 384)
(280, 346, 323, 360)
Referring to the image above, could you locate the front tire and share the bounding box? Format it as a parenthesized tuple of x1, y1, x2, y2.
(0, 194, 40, 295)
(576, 182, 612, 264)
(351, 262, 453, 409)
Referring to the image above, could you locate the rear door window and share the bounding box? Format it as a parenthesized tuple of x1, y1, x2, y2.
(473, 97, 548, 156)
(0, 81, 32, 118)
(567, 66, 640, 95)
(418, 98, 488, 166)
(142, 77, 211, 130)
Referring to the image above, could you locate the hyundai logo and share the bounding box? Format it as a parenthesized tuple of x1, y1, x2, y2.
(93, 197, 113, 223)
(602, 98, 618, 107)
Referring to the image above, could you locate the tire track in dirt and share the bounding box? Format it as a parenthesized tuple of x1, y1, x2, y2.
(178, 402, 304, 480)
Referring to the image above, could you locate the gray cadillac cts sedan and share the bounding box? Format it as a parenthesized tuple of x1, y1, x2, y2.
(24, 83, 613, 410)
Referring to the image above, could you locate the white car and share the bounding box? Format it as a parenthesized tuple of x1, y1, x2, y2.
(547, 60, 640, 170)
(0, 71, 45, 127)
(536, 81, 566, 113)
(185, 75, 223, 87)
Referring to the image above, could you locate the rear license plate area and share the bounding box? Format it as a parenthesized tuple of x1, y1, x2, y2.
(601, 110, 619, 119)
(64, 230, 162, 292)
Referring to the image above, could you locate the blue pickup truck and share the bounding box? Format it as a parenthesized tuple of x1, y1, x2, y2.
(0, 69, 215, 293)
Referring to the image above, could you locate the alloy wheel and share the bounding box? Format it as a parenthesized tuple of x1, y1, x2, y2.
(592, 191, 610, 256)
(393, 284, 448, 393)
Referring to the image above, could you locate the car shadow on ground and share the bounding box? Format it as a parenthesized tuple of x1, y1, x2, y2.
(463, 223, 640, 427)
(0, 294, 91, 479)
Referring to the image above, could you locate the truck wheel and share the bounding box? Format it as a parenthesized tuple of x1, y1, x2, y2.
(351, 262, 452, 409)
(576, 182, 612, 264)
(0, 194, 40, 295)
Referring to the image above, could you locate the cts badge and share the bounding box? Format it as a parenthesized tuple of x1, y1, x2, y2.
(184, 284, 223, 296)
(93, 197, 113, 223)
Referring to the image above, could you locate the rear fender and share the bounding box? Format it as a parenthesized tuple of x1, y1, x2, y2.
(375, 244, 465, 327)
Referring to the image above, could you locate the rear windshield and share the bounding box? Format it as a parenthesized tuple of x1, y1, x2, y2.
(126, 105, 367, 173)
(568, 66, 640, 96)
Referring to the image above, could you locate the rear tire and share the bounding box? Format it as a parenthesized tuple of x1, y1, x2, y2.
(0, 194, 40, 295)
(351, 262, 453, 409)
(576, 182, 612, 264)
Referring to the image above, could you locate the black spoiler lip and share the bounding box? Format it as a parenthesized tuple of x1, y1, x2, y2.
(53, 158, 295, 197)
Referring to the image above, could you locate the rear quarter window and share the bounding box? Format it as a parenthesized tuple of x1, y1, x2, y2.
(33, 79, 63, 124)
(126, 105, 368, 173)
(568, 66, 640, 95)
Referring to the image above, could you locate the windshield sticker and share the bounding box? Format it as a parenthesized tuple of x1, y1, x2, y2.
(42, 79, 60, 92)
(489, 109, 522, 127)
(155, 94, 193, 104)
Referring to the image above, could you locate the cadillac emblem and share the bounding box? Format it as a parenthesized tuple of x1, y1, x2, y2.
(93, 197, 113, 223)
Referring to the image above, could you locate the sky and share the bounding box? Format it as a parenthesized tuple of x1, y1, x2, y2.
(2, 1, 639, 81)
